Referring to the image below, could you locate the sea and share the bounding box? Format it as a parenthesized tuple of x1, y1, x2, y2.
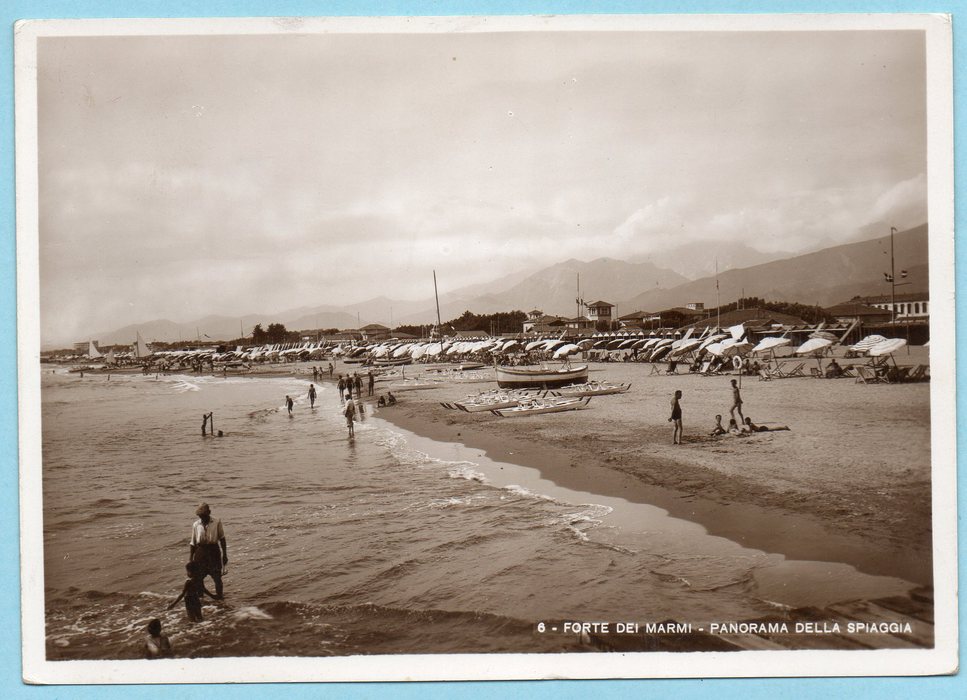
(40, 366, 917, 660)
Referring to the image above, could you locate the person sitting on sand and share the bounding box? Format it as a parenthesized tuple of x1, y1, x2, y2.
(744, 417, 790, 432)
(825, 359, 844, 378)
(142, 618, 172, 659)
(728, 418, 744, 435)
(709, 414, 726, 436)
(377, 395, 386, 407)
(167, 561, 221, 623)
(387, 391, 397, 406)
(668, 390, 683, 445)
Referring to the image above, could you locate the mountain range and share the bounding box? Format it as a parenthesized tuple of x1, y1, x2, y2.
(83, 224, 928, 347)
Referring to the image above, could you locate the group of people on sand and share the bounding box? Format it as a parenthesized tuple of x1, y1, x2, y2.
(668, 379, 789, 445)
(143, 502, 229, 659)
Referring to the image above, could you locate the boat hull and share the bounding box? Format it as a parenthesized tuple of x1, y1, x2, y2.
(495, 365, 589, 389)
(492, 396, 591, 417)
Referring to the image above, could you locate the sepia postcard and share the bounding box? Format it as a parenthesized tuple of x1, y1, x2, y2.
(14, 13, 956, 683)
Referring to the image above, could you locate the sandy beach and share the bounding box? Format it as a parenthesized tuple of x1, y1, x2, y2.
(325, 350, 933, 588)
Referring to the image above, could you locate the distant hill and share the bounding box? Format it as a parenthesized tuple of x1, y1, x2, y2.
(620, 224, 929, 313)
(393, 258, 688, 325)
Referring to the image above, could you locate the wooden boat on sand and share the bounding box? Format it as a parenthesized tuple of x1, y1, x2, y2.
(550, 381, 631, 397)
(495, 364, 589, 389)
(491, 396, 591, 417)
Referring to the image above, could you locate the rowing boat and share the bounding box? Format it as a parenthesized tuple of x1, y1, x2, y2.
(491, 396, 591, 417)
(550, 381, 631, 397)
(494, 364, 589, 389)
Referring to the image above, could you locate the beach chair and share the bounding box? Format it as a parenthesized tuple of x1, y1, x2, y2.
(906, 364, 929, 382)
(697, 361, 711, 375)
(841, 365, 856, 378)
(785, 362, 806, 378)
(757, 368, 772, 382)
(855, 366, 886, 384)
(809, 367, 823, 378)
(649, 363, 662, 375)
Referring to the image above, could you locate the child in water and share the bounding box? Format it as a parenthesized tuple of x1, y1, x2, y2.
(168, 561, 221, 622)
(142, 618, 172, 658)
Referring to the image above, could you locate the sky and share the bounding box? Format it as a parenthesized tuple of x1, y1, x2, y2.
(36, 27, 927, 344)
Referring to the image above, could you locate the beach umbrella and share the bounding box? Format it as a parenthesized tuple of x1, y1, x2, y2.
(751, 337, 791, 355)
(698, 333, 727, 352)
(851, 334, 888, 353)
(795, 337, 833, 356)
(553, 343, 581, 358)
(544, 340, 567, 352)
(618, 339, 637, 349)
(650, 344, 673, 362)
(703, 342, 728, 358)
(809, 330, 839, 342)
(592, 340, 610, 349)
(576, 338, 595, 350)
(669, 338, 701, 357)
(410, 346, 427, 360)
(525, 340, 545, 352)
(869, 338, 907, 357)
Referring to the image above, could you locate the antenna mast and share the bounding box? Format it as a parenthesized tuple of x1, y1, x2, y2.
(433, 270, 443, 349)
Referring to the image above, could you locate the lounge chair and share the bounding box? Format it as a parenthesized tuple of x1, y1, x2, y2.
(785, 362, 806, 378)
(809, 367, 823, 378)
(855, 366, 887, 384)
(757, 369, 773, 381)
(649, 363, 662, 375)
(906, 364, 929, 382)
(841, 365, 856, 378)
(697, 360, 711, 375)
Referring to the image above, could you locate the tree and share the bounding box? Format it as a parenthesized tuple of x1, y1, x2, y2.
(252, 323, 267, 344)
(266, 323, 288, 343)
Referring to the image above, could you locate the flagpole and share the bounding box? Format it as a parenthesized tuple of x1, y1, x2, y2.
(890, 226, 897, 327)
(715, 257, 721, 329)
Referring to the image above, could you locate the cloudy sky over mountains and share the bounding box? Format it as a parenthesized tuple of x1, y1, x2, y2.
(38, 25, 927, 344)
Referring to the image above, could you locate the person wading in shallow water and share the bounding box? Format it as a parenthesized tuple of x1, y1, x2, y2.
(344, 398, 356, 438)
(189, 503, 228, 598)
(668, 390, 683, 445)
(308, 383, 317, 408)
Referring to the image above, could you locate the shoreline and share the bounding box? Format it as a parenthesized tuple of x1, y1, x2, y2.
(61, 359, 933, 586)
(318, 356, 933, 588)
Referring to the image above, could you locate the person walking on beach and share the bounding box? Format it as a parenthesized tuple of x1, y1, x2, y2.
(669, 390, 683, 445)
(367, 370, 375, 397)
(188, 503, 228, 598)
(308, 384, 317, 409)
(285, 395, 294, 415)
(336, 375, 346, 401)
(344, 397, 356, 438)
(729, 379, 745, 425)
(328, 363, 334, 377)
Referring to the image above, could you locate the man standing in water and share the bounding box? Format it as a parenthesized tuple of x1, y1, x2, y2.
(367, 370, 375, 397)
(344, 397, 356, 438)
(285, 395, 294, 415)
(668, 390, 683, 445)
(729, 379, 745, 425)
(308, 384, 317, 409)
(336, 375, 346, 402)
(189, 503, 228, 598)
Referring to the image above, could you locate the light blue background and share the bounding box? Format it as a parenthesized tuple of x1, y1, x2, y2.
(1, 1, 961, 697)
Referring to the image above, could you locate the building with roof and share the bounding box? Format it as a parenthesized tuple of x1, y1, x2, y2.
(359, 323, 391, 341)
(523, 314, 568, 334)
(851, 292, 930, 320)
(586, 301, 614, 326)
(676, 307, 808, 333)
(452, 330, 491, 339)
(824, 302, 892, 325)
(618, 310, 661, 330)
